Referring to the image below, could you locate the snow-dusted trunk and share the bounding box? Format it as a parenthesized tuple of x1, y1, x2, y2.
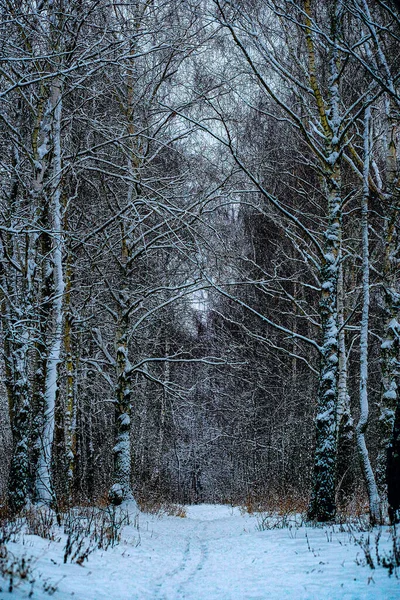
(305, 0, 344, 521)
(383, 108, 400, 523)
(36, 80, 65, 505)
(29, 82, 58, 498)
(109, 311, 134, 505)
(30, 215, 52, 499)
(1, 167, 33, 513)
(336, 259, 354, 501)
(64, 252, 77, 503)
(337, 263, 352, 437)
(308, 167, 341, 521)
(378, 218, 400, 487)
(2, 123, 43, 511)
(6, 275, 36, 513)
(108, 36, 143, 506)
(388, 400, 400, 523)
(6, 328, 31, 514)
(152, 339, 169, 487)
(3, 282, 34, 514)
(356, 105, 381, 525)
(377, 111, 400, 518)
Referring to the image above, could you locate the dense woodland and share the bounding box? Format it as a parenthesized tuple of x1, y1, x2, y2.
(0, 0, 399, 526)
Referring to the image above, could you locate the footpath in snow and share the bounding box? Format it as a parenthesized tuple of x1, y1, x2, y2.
(2, 504, 400, 600)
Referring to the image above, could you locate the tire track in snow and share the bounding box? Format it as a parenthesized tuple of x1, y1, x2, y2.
(175, 537, 209, 598)
(153, 536, 191, 599)
(153, 521, 209, 599)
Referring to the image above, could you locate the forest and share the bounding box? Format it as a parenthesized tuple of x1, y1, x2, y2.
(0, 0, 400, 597)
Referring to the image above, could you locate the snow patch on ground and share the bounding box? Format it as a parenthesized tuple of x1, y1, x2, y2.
(2, 504, 399, 599)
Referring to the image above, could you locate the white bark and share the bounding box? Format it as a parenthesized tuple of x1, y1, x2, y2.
(337, 261, 352, 438)
(377, 99, 400, 513)
(36, 81, 65, 504)
(356, 104, 381, 525)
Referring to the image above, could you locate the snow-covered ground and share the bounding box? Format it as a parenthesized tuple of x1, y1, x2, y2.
(2, 504, 400, 599)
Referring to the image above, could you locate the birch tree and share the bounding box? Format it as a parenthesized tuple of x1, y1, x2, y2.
(205, 0, 360, 520)
(344, 0, 400, 520)
(1, 0, 115, 510)
(356, 104, 381, 524)
(0, 0, 67, 511)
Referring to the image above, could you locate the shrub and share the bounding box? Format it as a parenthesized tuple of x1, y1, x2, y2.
(63, 505, 130, 564)
(0, 544, 35, 596)
(138, 498, 186, 518)
(24, 507, 60, 541)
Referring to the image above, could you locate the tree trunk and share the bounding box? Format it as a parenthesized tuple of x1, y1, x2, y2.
(336, 260, 354, 504)
(377, 110, 400, 518)
(356, 105, 381, 525)
(308, 168, 341, 521)
(36, 79, 65, 505)
(7, 331, 31, 514)
(64, 250, 77, 504)
(109, 311, 134, 505)
(306, 0, 343, 521)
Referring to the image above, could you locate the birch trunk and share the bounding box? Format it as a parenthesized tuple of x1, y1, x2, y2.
(2, 148, 35, 513)
(337, 264, 352, 438)
(307, 0, 343, 521)
(6, 328, 31, 514)
(377, 109, 400, 519)
(356, 105, 381, 525)
(64, 250, 77, 503)
(336, 260, 354, 502)
(109, 311, 134, 505)
(308, 167, 341, 521)
(36, 79, 65, 505)
(108, 23, 145, 505)
(28, 79, 58, 499)
(383, 110, 400, 523)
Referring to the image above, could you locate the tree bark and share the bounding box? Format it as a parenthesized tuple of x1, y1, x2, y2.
(356, 104, 381, 525)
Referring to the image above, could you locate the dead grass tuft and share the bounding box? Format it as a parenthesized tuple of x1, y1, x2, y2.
(239, 489, 308, 516)
(138, 497, 186, 518)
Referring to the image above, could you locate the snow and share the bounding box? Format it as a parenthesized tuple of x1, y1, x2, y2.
(323, 252, 335, 264)
(2, 504, 400, 600)
(37, 141, 49, 160)
(388, 319, 400, 334)
(322, 370, 334, 381)
(119, 413, 131, 427)
(381, 339, 394, 350)
(326, 151, 339, 165)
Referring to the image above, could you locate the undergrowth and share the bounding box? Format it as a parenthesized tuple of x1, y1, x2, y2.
(0, 502, 133, 594)
(353, 524, 400, 577)
(0, 515, 35, 596)
(138, 497, 186, 518)
(63, 505, 131, 564)
(24, 506, 60, 541)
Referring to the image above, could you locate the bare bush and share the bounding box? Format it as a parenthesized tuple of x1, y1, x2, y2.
(63, 505, 130, 565)
(0, 544, 35, 596)
(353, 525, 400, 577)
(0, 517, 23, 545)
(138, 498, 186, 518)
(24, 507, 60, 541)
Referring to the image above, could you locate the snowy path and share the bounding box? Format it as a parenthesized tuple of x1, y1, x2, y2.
(4, 504, 400, 599)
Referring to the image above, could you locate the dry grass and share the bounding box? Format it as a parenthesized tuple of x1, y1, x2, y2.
(23, 506, 60, 541)
(336, 486, 370, 521)
(138, 497, 187, 518)
(239, 490, 309, 516)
